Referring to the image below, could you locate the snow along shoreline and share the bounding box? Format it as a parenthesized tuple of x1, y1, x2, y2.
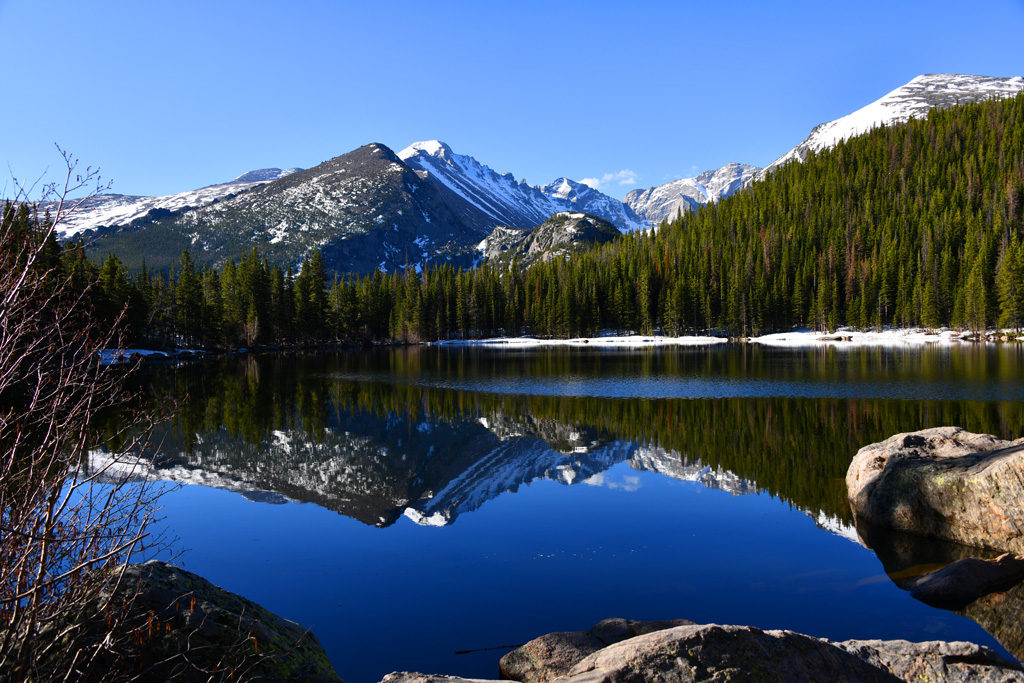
(430, 328, 1021, 349)
(749, 327, 1020, 347)
(429, 335, 728, 348)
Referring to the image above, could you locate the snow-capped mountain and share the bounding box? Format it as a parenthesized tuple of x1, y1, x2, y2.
(624, 162, 760, 225)
(75, 140, 649, 273)
(399, 140, 648, 233)
(538, 176, 647, 232)
(50, 167, 301, 239)
(478, 212, 620, 266)
(756, 73, 1024, 181)
(86, 144, 490, 274)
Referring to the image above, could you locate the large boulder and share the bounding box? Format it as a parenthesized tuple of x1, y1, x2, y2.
(564, 624, 896, 682)
(76, 561, 342, 681)
(497, 618, 694, 682)
(381, 619, 1024, 683)
(846, 427, 1024, 553)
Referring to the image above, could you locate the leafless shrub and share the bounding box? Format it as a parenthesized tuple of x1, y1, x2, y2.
(0, 149, 167, 680)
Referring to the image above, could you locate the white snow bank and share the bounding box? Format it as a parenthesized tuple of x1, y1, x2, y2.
(430, 335, 728, 348)
(749, 328, 998, 348)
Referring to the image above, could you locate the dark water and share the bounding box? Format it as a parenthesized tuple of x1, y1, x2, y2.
(128, 344, 1024, 682)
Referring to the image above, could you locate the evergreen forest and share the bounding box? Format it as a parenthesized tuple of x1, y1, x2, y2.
(7, 91, 1024, 348)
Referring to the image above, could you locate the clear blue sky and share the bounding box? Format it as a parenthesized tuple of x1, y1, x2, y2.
(2, 0, 1023, 200)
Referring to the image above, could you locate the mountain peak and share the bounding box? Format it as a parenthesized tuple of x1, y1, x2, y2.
(399, 142, 647, 233)
(398, 140, 453, 161)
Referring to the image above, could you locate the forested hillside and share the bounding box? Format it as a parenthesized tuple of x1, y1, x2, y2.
(11, 91, 1024, 348)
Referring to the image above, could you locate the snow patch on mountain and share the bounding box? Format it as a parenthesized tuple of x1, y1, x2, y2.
(52, 167, 302, 238)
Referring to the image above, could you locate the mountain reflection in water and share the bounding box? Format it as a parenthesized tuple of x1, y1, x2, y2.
(107, 348, 1024, 528)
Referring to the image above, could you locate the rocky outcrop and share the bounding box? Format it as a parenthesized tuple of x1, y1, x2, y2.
(846, 427, 1024, 553)
(381, 619, 1024, 683)
(479, 213, 620, 267)
(87, 561, 341, 681)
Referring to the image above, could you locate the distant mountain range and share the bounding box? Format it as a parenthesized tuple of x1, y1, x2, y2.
(624, 162, 760, 225)
(54, 73, 1024, 273)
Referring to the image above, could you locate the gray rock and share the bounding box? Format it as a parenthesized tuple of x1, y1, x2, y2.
(907, 553, 1024, 609)
(380, 675, 496, 683)
(836, 637, 1024, 683)
(846, 426, 1024, 553)
(382, 619, 1024, 683)
(567, 624, 897, 682)
(497, 618, 694, 682)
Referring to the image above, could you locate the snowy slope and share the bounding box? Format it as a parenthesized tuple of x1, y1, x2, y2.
(624, 162, 760, 225)
(756, 73, 1024, 181)
(52, 167, 301, 238)
(399, 140, 648, 233)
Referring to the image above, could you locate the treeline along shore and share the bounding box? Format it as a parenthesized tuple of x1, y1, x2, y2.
(8, 91, 1024, 349)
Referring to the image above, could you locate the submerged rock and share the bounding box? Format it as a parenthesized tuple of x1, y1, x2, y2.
(906, 554, 1024, 610)
(846, 426, 1024, 553)
(852, 522, 1024, 662)
(962, 580, 1024, 664)
(381, 619, 1024, 683)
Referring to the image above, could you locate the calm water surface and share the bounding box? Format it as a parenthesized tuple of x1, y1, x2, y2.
(132, 344, 1024, 682)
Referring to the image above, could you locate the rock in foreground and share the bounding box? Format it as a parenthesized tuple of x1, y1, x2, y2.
(381, 619, 1023, 683)
(90, 561, 341, 681)
(846, 426, 1024, 553)
(498, 617, 695, 682)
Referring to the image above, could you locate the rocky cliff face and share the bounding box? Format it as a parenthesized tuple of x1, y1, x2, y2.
(478, 212, 620, 266)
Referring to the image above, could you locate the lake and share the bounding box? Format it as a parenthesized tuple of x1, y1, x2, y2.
(121, 344, 1024, 682)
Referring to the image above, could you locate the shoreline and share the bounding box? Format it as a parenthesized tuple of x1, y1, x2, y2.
(102, 327, 1023, 364)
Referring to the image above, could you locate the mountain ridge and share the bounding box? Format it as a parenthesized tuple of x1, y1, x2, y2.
(754, 73, 1024, 181)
